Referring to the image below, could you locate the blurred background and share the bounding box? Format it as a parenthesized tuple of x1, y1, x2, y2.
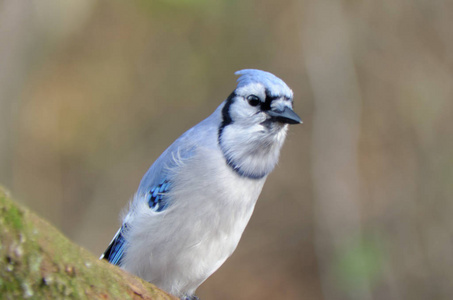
(1, 0, 453, 299)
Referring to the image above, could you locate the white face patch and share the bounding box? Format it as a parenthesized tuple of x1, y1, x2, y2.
(228, 97, 266, 127)
(235, 83, 266, 102)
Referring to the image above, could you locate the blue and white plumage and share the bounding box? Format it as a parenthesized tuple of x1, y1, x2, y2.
(101, 69, 301, 299)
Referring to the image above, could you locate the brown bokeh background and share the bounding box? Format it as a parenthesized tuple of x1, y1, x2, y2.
(1, 1, 453, 299)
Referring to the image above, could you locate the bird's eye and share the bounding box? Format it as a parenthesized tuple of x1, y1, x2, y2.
(247, 95, 261, 107)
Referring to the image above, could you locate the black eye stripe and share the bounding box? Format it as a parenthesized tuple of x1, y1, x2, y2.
(262, 89, 293, 111)
(261, 89, 277, 111)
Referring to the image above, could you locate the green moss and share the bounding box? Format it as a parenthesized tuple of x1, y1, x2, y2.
(0, 186, 176, 300)
(3, 205, 24, 231)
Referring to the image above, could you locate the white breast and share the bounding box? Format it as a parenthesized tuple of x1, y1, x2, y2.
(122, 147, 266, 297)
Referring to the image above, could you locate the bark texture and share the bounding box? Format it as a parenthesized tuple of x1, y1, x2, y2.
(0, 186, 177, 300)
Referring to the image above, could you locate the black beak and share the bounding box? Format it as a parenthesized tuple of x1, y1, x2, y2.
(267, 107, 302, 125)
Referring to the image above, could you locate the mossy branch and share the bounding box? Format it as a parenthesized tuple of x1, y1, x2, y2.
(0, 186, 177, 300)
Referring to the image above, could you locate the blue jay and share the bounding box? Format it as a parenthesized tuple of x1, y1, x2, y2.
(101, 69, 302, 299)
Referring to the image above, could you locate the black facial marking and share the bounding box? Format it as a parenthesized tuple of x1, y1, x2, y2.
(218, 91, 266, 180)
(261, 89, 278, 111)
(218, 92, 236, 142)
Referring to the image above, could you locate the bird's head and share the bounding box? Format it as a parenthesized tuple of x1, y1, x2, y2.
(218, 69, 302, 179)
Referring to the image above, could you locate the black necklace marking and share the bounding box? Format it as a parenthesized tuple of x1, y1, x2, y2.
(224, 156, 267, 180)
(218, 92, 236, 140)
(218, 92, 267, 180)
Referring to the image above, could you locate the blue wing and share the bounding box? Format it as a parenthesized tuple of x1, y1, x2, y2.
(137, 131, 199, 196)
(102, 180, 172, 265)
(146, 179, 171, 212)
(102, 117, 208, 265)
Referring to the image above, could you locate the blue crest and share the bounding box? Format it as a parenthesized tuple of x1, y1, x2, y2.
(235, 69, 293, 98)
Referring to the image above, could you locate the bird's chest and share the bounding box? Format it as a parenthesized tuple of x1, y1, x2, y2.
(169, 148, 266, 262)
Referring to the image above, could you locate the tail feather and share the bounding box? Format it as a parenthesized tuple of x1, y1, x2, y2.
(101, 224, 128, 266)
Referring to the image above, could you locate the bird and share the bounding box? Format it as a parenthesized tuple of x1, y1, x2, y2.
(101, 69, 302, 299)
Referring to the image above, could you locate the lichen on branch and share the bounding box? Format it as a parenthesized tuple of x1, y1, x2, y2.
(0, 186, 176, 300)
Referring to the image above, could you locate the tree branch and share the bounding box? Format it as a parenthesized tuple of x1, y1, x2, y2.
(0, 186, 177, 300)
